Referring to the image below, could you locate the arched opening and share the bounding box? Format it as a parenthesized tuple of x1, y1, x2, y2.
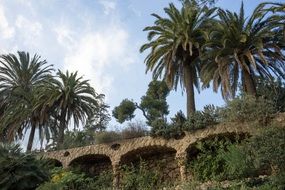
(69, 154, 112, 177)
(186, 132, 250, 181)
(120, 145, 179, 182)
(46, 158, 63, 168)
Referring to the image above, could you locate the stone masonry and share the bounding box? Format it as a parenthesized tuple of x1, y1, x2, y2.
(42, 123, 260, 189)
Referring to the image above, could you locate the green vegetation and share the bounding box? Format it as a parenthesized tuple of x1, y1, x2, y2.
(140, 1, 216, 116)
(0, 144, 49, 190)
(113, 80, 170, 125)
(0, 0, 284, 189)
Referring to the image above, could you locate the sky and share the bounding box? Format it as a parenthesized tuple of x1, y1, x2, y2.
(0, 0, 284, 147)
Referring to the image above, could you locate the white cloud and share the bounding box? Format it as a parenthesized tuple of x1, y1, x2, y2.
(16, 15, 42, 36)
(59, 24, 136, 98)
(99, 0, 116, 15)
(0, 4, 14, 39)
(54, 25, 75, 50)
(15, 15, 42, 46)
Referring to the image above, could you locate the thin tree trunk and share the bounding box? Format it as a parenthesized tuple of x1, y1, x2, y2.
(243, 70, 256, 97)
(57, 111, 66, 149)
(58, 126, 65, 149)
(184, 64, 196, 118)
(26, 124, 36, 152)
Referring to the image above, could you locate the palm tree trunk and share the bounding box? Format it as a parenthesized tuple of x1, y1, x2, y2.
(26, 124, 36, 152)
(184, 64, 196, 118)
(243, 70, 256, 97)
(58, 125, 65, 149)
(57, 111, 66, 149)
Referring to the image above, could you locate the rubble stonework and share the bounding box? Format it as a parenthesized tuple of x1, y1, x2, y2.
(42, 123, 257, 188)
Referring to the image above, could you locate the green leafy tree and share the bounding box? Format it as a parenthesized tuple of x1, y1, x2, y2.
(0, 143, 49, 190)
(140, 1, 216, 117)
(179, 0, 218, 6)
(112, 99, 136, 124)
(44, 70, 99, 149)
(255, 78, 285, 112)
(85, 94, 110, 132)
(0, 51, 53, 152)
(201, 2, 285, 99)
(113, 80, 170, 125)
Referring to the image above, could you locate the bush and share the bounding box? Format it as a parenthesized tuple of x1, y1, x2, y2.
(221, 95, 275, 125)
(121, 121, 148, 139)
(245, 126, 285, 174)
(89, 171, 113, 190)
(222, 145, 257, 179)
(0, 143, 49, 190)
(183, 105, 220, 131)
(42, 167, 93, 190)
(256, 78, 285, 113)
(221, 126, 285, 185)
(37, 168, 113, 190)
(150, 118, 185, 139)
(188, 136, 242, 182)
(120, 161, 163, 190)
(36, 182, 63, 190)
(94, 131, 122, 144)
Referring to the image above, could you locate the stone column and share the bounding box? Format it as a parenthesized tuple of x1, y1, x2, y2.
(175, 152, 188, 182)
(112, 161, 121, 190)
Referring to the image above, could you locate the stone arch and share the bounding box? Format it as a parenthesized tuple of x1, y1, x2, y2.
(69, 154, 112, 176)
(120, 145, 180, 181)
(185, 131, 250, 156)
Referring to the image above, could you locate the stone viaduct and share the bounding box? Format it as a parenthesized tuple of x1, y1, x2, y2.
(42, 122, 264, 188)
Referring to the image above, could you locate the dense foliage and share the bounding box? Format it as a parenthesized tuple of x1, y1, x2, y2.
(113, 80, 170, 125)
(0, 144, 49, 190)
(187, 126, 285, 189)
(0, 0, 284, 189)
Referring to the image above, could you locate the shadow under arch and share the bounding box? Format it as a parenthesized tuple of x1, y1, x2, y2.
(120, 145, 179, 181)
(69, 154, 112, 176)
(46, 158, 63, 168)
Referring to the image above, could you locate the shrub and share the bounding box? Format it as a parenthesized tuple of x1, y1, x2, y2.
(188, 136, 242, 181)
(94, 131, 122, 144)
(245, 126, 285, 174)
(150, 118, 185, 139)
(121, 121, 148, 139)
(183, 105, 220, 131)
(36, 182, 63, 190)
(221, 126, 285, 184)
(89, 171, 113, 190)
(120, 161, 162, 190)
(222, 144, 257, 179)
(48, 167, 93, 190)
(0, 143, 49, 190)
(256, 78, 285, 113)
(221, 95, 275, 125)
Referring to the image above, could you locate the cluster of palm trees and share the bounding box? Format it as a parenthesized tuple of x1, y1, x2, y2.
(141, 1, 285, 117)
(0, 52, 100, 152)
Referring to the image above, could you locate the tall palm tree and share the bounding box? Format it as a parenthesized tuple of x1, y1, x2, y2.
(201, 3, 285, 99)
(0, 51, 53, 151)
(140, 0, 216, 117)
(44, 70, 98, 148)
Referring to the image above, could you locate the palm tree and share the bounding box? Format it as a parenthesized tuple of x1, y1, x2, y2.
(201, 3, 285, 99)
(140, 0, 216, 117)
(44, 70, 98, 148)
(0, 51, 53, 151)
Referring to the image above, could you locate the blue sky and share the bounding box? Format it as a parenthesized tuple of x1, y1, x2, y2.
(0, 0, 284, 135)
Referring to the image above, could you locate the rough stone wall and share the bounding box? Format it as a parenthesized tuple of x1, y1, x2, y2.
(41, 114, 285, 189)
(42, 120, 285, 188)
(43, 123, 258, 168)
(70, 156, 112, 176)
